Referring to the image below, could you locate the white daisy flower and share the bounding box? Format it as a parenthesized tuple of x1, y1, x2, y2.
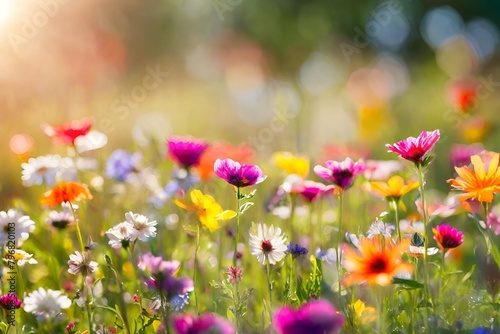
(46, 203, 76, 230)
(366, 220, 395, 239)
(74, 130, 108, 153)
(68, 251, 99, 275)
(21, 155, 60, 187)
(106, 222, 136, 249)
(249, 223, 287, 265)
(23, 288, 72, 318)
(0, 209, 36, 247)
(4, 249, 38, 266)
(125, 212, 157, 242)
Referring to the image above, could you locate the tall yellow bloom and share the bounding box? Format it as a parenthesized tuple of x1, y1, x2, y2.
(273, 152, 309, 178)
(174, 189, 236, 232)
(448, 153, 500, 203)
(363, 175, 419, 202)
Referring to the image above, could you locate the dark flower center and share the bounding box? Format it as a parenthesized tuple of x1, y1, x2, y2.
(261, 240, 274, 253)
(369, 257, 388, 273)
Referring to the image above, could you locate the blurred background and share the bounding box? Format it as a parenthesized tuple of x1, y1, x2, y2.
(2, 0, 500, 201)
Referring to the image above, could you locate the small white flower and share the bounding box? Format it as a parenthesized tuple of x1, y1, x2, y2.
(0, 209, 36, 247)
(68, 251, 98, 275)
(125, 212, 157, 242)
(4, 249, 38, 266)
(74, 130, 108, 153)
(407, 246, 440, 258)
(46, 203, 76, 229)
(21, 155, 60, 187)
(249, 223, 287, 265)
(23, 288, 72, 317)
(106, 222, 136, 249)
(366, 220, 395, 239)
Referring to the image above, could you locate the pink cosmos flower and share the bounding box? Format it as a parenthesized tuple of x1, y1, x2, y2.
(487, 212, 500, 236)
(291, 180, 337, 202)
(42, 118, 93, 145)
(450, 143, 484, 167)
(214, 158, 266, 188)
(174, 313, 235, 334)
(167, 136, 208, 168)
(386, 130, 440, 164)
(0, 293, 22, 309)
(313, 158, 365, 190)
(274, 300, 345, 334)
(432, 224, 463, 250)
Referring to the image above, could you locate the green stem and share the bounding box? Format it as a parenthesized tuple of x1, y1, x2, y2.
(289, 194, 297, 241)
(309, 203, 315, 251)
(68, 201, 85, 253)
(265, 261, 273, 322)
(194, 223, 200, 314)
(393, 200, 402, 242)
(110, 258, 131, 334)
(416, 164, 431, 329)
(233, 187, 241, 268)
(336, 190, 344, 305)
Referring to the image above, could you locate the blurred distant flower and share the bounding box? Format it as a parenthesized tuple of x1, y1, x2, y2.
(45, 203, 76, 230)
(472, 328, 495, 334)
(42, 118, 93, 146)
(9, 133, 34, 161)
(342, 237, 412, 287)
(273, 152, 309, 178)
(462, 117, 490, 143)
(171, 293, 190, 311)
(5, 249, 38, 266)
(74, 130, 108, 153)
(287, 242, 308, 259)
(106, 150, 142, 181)
(174, 189, 236, 232)
(106, 222, 135, 249)
(23, 288, 71, 319)
(67, 251, 98, 275)
(0, 293, 22, 310)
(349, 299, 376, 326)
(167, 136, 208, 168)
(0, 209, 35, 247)
(273, 300, 345, 334)
(164, 167, 200, 198)
(366, 220, 395, 239)
(487, 212, 500, 235)
(291, 181, 336, 203)
(386, 130, 440, 165)
(320, 144, 370, 163)
(364, 175, 419, 202)
(41, 182, 93, 207)
(448, 153, 500, 203)
(226, 266, 243, 284)
(174, 313, 235, 334)
(21, 155, 77, 187)
(196, 143, 254, 181)
(314, 158, 365, 190)
(363, 160, 403, 180)
(315, 248, 338, 265)
(214, 158, 267, 188)
(447, 79, 478, 112)
(450, 143, 484, 167)
(249, 223, 287, 265)
(432, 225, 463, 250)
(124, 212, 157, 242)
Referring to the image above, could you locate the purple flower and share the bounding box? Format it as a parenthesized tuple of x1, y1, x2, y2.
(314, 158, 365, 190)
(106, 150, 142, 181)
(174, 313, 235, 334)
(274, 300, 345, 334)
(432, 224, 463, 250)
(168, 136, 207, 168)
(386, 130, 440, 164)
(287, 242, 308, 258)
(0, 293, 22, 309)
(450, 143, 484, 167)
(487, 212, 500, 235)
(214, 158, 266, 188)
(292, 180, 336, 202)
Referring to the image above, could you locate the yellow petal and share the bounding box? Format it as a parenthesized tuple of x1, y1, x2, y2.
(216, 210, 237, 220)
(487, 153, 500, 177)
(387, 175, 404, 191)
(200, 216, 220, 232)
(190, 189, 205, 208)
(471, 155, 485, 179)
(174, 199, 191, 211)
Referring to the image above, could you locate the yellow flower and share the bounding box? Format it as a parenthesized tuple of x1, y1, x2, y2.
(363, 175, 419, 202)
(174, 189, 236, 232)
(352, 299, 377, 324)
(448, 153, 500, 203)
(273, 152, 309, 178)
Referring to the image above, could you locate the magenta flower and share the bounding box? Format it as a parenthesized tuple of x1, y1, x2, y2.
(450, 143, 484, 167)
(0, 293, 22, 309)
(386, 130, 440, 164)
(168, 136, 208, 168)
(487, 212, 500, 236)
(214, 158, 266, 188)
(174, 313, 235, 334)
(274, 300, 345, 334)
(292, 181, 336, 202)
(432, 224, 463, 250)
(226, 266, 243, 284)
(313, 158, 365, 190)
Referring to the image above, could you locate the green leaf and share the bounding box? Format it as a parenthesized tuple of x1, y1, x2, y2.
(420, 155, 435, 168)
(392, 277, 424, 289)
(239, 202, 255, 215)
(104, 254, 113, 266)
(238, 189, 257, 200)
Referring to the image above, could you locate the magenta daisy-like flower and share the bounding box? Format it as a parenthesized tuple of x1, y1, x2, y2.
(0, 293, 22, 310)
(386, 130, 440, 164)
(214, 158, 266, 188)
(274, 300, 345, 334)
(292, 180, 336, 202)
(313, 158, 365, 190)
(432, 224, 463, 250)
(174, 313, 235, 334)
(167, 136, 208, 168)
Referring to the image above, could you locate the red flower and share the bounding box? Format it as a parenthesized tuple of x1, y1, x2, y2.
(42, 118, 92, 145)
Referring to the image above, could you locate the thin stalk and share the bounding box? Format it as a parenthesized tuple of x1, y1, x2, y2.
(336, 190, 344, 305)
(265, 262, 273, 321)
(68, 201, 85, 253)
(393, 200, 402, 242)
(416, 165, 431, 329)
(193, 223, 200, 314)
(309, 203, 315, 251)
(318, 199, 324, 247)
(289, 194, 297, 241)
(233, 187, 241, 267)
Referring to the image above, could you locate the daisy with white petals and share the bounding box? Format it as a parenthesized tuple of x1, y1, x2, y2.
(0, 209, 36, 247)
(249, 223, 287, 265)
(106, 222, 136, 249)
(68, 251, 99, 275)
(125, 211, 157, 241)
(23, 288, 72, 318)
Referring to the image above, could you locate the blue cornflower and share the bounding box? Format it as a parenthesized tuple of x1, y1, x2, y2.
(170, 293, 190, 311)
(106, 150, 142, 181)
(287, 242, 308, 259)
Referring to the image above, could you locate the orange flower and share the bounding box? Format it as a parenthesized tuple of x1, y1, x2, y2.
(448, 153, 500, 203)
(41, 182, 93, 207)
(342, 237, 413, 287)
(363, 175, 419, 202)
(195, 143, 254, 181)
